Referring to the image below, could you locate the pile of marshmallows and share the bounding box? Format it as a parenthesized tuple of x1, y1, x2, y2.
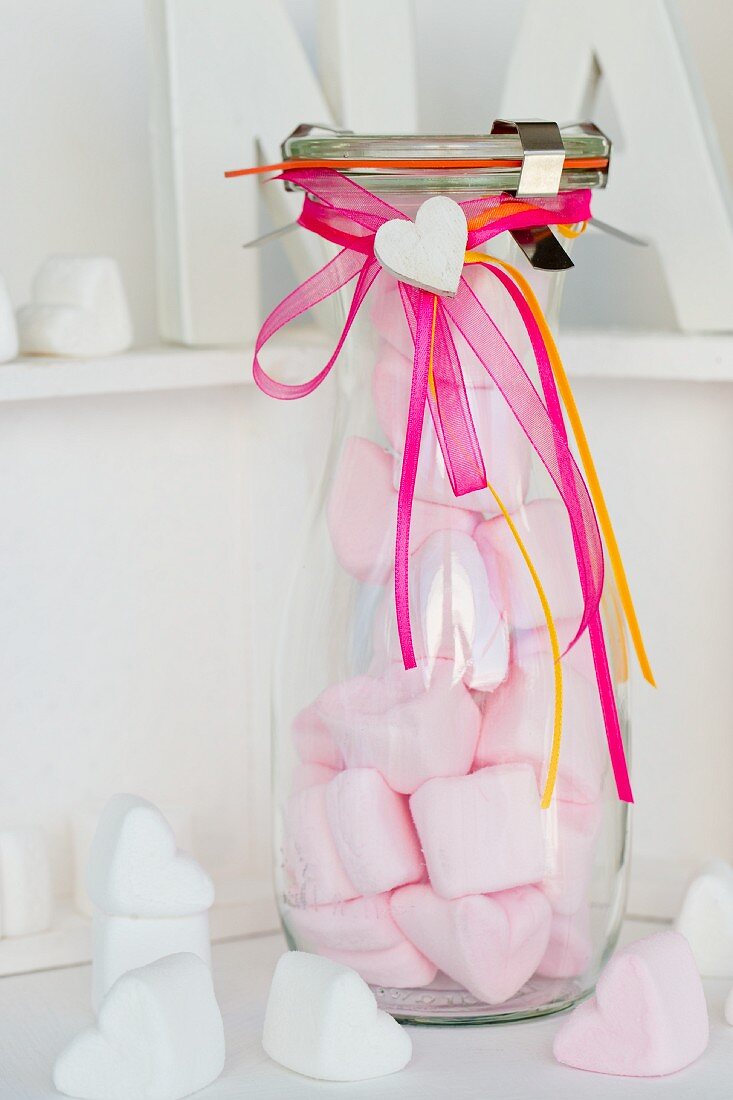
(282, 270, 609, 1005)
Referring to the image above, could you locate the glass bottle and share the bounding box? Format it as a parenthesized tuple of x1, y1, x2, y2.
(269, 127, 630, 1024)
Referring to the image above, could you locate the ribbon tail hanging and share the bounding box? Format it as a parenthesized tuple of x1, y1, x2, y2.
(463, 251, 635, 802)
(487, 255, 655, 688)
(394, 288, 437, 669)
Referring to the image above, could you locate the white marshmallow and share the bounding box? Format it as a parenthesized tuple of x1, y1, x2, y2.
(73, 800, 195, 918)
(262, 951, 411, 1081)
(0, 827, 54, 937)
(86, 794, 213, 918)
(92, 911, 211, 1012)
(675, 859, 733, 977)
(17, 256, 132, 357)
(0, 275, 18, 362)
(54, 953, 225, 1100)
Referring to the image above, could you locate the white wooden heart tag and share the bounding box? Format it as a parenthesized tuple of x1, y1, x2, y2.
(374, 196, 468, 297)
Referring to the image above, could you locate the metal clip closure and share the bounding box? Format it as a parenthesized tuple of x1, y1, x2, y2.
(490, 119, 566, 197)
(490, 119, 572, 270)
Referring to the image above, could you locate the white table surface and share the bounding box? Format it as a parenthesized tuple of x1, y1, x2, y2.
(1, 920, 731, 1099)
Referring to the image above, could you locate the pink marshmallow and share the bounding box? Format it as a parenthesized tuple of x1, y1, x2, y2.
(282, 783, 358, 907)
(327, 436, 478, 583)
(322, 940, 438, 989)
(537, 905, 594, 979)
(475, 659, 606, 804)
(475, 499, 584, 629)
(283, 893, 404, 953)
(325, 769, 424, 895)
(553, 931, 709, 1077)
(370, 531, 509, 691)
(392, 883, 551, 1005)
(314, 663, 481, 795)
(542, 800, 603, 915)
(291, 763, 340, 794)
(513, 619, 596, 682)
(370, 265, 530, 392)
(292, 703, 344, 770)
(372, 345, 530, 517)
(369, 276, 414, 359)
(410, 764, 545, 898)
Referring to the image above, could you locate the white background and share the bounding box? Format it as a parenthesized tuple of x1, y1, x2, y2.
(0, 1, 732, 917)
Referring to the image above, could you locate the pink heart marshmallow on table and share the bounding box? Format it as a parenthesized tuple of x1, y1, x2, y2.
(537, 905, 594, 980)
(327, 436, 478, 584)
(325, 769, 424, 896)
(372, 344, 531, 517)
(553, 930, 709, 1077)
(409, 764, 545, 898)
(369, 530, 509, 692)
(475, 658, 606, 805)
(475, 498, 584, 630)
(391, 883, 551, 1005)
(306, 662, 481, 795)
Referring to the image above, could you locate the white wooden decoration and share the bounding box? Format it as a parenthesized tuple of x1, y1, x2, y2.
(318, 0, 417, 132)
(146, 0, 329, 347)
(374, 197, 468, 296)
(500, 0, 733, 332)
(145, 0, 417, 347)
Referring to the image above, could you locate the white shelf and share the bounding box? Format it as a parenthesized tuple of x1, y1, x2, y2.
(559, 330, 733, 383)
(0, 877, 278, 979)
(0, 329, 329, 404)
(0, 330, 731, 404)
(2, 920, 730, 1099)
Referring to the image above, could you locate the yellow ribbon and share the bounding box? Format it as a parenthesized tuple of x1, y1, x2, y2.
(427, 292, 564, 808)
(484, 481, 564, 809)
(556, 220, 588, 239)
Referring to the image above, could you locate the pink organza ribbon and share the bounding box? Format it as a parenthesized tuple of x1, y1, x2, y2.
(252, 168, 631, 802)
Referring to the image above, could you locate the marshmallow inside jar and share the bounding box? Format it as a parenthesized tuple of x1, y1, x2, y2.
(267, 128, 631, 1025)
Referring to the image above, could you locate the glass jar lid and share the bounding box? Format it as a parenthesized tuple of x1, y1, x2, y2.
(280, 122, 610, 195)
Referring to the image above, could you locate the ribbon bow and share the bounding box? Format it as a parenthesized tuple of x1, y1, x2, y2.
(251, 168, 653, 806)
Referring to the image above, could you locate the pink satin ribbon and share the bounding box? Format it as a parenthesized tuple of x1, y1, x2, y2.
(252, 168, 631, 802)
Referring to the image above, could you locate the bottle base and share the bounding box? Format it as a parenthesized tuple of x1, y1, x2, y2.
(372, 973, 590, 1026)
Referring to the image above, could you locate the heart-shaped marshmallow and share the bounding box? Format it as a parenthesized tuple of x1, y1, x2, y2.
(262, 951, 412, 1081)
(391, 883, 551, 1005)
(374, 196, 468, 298)
(54, 953, 225, 1100)
(409, 764, 545, 898)
(312, 663, 481, 795)
(553, 930, 709, 1077)
(674, 858, 733, 976)
(86, 794, 214, 918)
(91, 911, 212, 1012)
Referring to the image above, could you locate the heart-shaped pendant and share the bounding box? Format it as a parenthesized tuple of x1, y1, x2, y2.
(374, 196, 468, 297)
